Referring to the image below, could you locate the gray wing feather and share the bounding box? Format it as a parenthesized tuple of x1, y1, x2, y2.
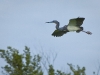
(68, 17, 85, 26)
(52, 30, 67, 37)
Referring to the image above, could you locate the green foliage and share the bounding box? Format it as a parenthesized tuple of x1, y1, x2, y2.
(48, 65, 55, 75)
(48, 64, 71, 75)
(0, 46, 43, 75)
(67, 63, 86, 75)
(56, 70, 71, 75)
(0, 46, 86, 75)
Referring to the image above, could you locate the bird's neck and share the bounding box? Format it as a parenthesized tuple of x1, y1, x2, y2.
(55, 23, 59, 29)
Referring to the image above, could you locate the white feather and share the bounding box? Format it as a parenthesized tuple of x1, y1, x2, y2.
(67, 26, 80, 31)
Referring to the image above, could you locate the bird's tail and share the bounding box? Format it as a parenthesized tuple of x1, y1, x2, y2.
(76, 27, 83, 33)
(80, 27, 83, 30)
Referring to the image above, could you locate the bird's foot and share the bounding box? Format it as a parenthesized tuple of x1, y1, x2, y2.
(86, 31, 92, 35)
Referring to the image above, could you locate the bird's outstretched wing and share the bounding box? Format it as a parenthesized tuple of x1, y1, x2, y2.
(52, 30, 67, 37)
(68, 17, 85, 26)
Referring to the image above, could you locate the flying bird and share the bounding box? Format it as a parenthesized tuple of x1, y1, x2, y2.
(46, 17, 92, 37)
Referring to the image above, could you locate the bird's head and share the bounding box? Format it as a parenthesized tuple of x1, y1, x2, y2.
(46, 20, 59, 24)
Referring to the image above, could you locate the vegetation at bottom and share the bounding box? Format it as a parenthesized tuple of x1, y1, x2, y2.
(0, 46, 97, 75)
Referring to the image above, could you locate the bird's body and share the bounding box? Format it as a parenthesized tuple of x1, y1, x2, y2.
(46, 17, 92, 37)
(67, 26, 81, 31)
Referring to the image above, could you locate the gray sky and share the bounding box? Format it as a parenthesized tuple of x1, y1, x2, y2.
(0, 0, 100, 75)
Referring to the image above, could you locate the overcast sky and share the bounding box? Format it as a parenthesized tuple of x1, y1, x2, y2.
(0, 0, 100, 75)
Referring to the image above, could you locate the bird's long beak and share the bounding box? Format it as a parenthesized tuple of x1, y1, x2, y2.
(46, 21, 53, 23)
(46, 22, 50, 23)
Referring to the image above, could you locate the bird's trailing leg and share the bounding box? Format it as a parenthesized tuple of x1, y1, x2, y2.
(82, 30, 92, 35)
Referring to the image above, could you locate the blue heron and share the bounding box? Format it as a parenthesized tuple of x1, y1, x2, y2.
(46, 17, 92, 37)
